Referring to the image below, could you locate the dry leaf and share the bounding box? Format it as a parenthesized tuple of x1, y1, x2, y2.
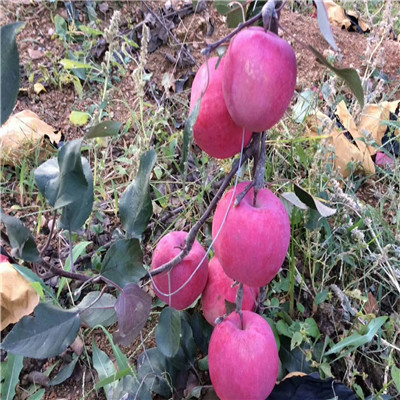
(34, 82, 46, 94)
(324, 0, 370, 32)
(28, 48, 44, 60)
(306, 103, 375, 178)
(335, 100, 376, 175)
(359, 100, 400, 155)
(0, 261, 40, 330)
(365, 292, 379, 315)
(0, 110, 62, 166)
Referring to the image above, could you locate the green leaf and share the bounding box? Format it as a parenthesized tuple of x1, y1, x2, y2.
(35, 140, 94, 231)
(214, 1, 246, 28)
(290, 331, 303, 350)
(304, 318, 320, 339)
(0, 211, 40, 262)
(119, 149, 156, 238)
(53, 139, 88, 209)
(111, 375, 151, 400)
(325, 316, 388, 355)
(60, 59, 92, 70)
(1, 352, 24, 400)
(92, 340, 117, 399)
(69, 110, 90, 126)
(314, 289, 329, 306)
(54, 15, 67, 40)
(85, 121, 122, 139)
(308, 45, 364, 108)
(314, 0, 338, 51)
(169, 317, 196, 370)
(1, 22, 25, 125)
(2, 303, 81, 359)
(191, 311, 213, 354)
(100, 239, 146, 288)
(113, 283, 152, 346)
(34, 158, 59, 206)
(48, 354, 79, 386)
(76, 291, 117, 328)
(293, 184, 336, 217)
(137, 348, 174, 398)
(391, 365, 400, 393)
(156, 307, 181, 358)
(181, 100, 201, 176)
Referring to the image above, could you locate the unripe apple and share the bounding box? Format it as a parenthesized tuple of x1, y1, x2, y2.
(151, 231, 208, 310)
(209, 310, 279, 400)
(223, 27, 297, 132)
(201, 257, 259, 326)
(190, 57, 252, 159)
(212, 182, 290, 287)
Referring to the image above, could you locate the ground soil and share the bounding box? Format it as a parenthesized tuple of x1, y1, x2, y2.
(1, 1, 399, 399)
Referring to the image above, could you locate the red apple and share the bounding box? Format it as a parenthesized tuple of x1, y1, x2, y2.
(223, 27, 297, 132)
(190, 56, 252, 159)
(209, 310, 279, 400)
(151, 231, 208, 310)
(201, 257, 259, 326)
(212, 181, 290, 287)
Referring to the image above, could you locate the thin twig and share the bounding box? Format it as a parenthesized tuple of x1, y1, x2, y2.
(38, 259, 91, 282)
(39, 210, 57, 257)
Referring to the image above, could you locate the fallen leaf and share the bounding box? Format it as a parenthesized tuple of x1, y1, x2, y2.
(69, 110, 90, 126)
(323, 0, 370, 33)
(365, 292, 379, 315)
(0, 261, 40, 330)
(34, 82, 46, 94)
(306, 103, 375, 178)
(375, 152, 395, 170)
(359, 100, 400, 155)
(0, 110, 62, 166)
(28, 48, 44, 60)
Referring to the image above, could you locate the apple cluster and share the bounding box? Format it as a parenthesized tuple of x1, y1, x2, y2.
(151, 26, 296, 400)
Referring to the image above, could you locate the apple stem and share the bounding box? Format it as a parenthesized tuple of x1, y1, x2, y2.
(235, 283, 245, 328)
(253, 131, 267, 207)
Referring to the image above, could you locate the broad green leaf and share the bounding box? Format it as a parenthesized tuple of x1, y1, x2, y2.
(119, 149, 157, 238)
(391, 365, 400, 393)
(100, 239, 146, 288)
(54, 15, 67, 40)
(34, 158, 59, 206)
(92, 340, 117, 399)
(69, 110, 90, 126)
(113, 283, 152, 346)
(35, 140, 94, 231)
(1, 22, 25, 125)
(214, 1, 246, 27)
(293, 184, 336, 217)
(86, 121, 122, 139)
(308, 45, 364, 108)
(181, 100, 201, 176)
(48, 354, 79, 386)
(137, 347, 174, 398)
(0, 211, 40, 262)
(76, 291, 117, 328)
(53, 139, 87, 209)
(169, 317, 196, 370)
(325, 316, 388, 355)
(314, 0, 338, 51)
(60, 59, 92, 70)
(304, 318, 320, 339)
(290, 331, 303, 350)
(314, 290, 329, 306)
(2, 303, 81, 359)
(111, 375, 151, 400)
(191, 311, 213, 354)
(156, 307, 181, 358)
(1, 352, 24, 400)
